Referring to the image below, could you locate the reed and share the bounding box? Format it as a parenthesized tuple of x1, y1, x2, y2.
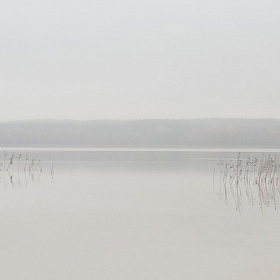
(1, 152, 53, 188)
(214, 153, 280, 211)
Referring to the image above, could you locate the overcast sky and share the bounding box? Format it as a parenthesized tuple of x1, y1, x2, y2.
(0, 0, 279, 121)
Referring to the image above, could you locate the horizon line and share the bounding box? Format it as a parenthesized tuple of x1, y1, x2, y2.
(1, 117, 280, 123)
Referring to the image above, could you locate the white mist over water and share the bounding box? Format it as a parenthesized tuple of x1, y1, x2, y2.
(0, 149, 279, 279)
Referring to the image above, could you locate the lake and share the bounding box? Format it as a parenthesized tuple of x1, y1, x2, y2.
(0, 148, 279, 279)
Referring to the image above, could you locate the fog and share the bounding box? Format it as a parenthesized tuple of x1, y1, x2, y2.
(1, 0, 279, 121)
(1, 119, 280, 147)
(2, 3, 280, 279)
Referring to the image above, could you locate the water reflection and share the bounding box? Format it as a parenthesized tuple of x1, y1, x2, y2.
(0, 149, 280, 279)
(214, 153, 280, 212)
(0, 152, 53, 188)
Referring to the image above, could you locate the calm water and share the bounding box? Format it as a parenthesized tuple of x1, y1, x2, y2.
(0, 148, 280, 280)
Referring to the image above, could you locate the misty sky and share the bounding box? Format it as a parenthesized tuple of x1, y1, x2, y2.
(0, 0, 279, 121)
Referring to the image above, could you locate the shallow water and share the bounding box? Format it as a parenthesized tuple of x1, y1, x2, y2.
(0, 149, 279, 279)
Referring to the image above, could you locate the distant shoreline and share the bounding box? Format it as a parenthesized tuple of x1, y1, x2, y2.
(0, 119, 280, 148)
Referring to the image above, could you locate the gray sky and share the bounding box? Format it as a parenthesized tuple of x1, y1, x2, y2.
(0, 0, 279, 121)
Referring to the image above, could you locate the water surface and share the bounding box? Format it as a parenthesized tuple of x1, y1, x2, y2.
(0, 149, 279, 279)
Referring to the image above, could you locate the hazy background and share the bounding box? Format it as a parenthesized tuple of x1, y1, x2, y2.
(1, 119, 280, 147)
(0, 0, 279, 121)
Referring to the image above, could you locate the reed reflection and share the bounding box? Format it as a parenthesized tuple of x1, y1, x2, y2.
(0, 152, 53, 188)
(214, 153, 280, 212)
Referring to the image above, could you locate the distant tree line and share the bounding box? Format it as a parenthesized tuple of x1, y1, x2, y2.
(0, 119, 280, 147)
